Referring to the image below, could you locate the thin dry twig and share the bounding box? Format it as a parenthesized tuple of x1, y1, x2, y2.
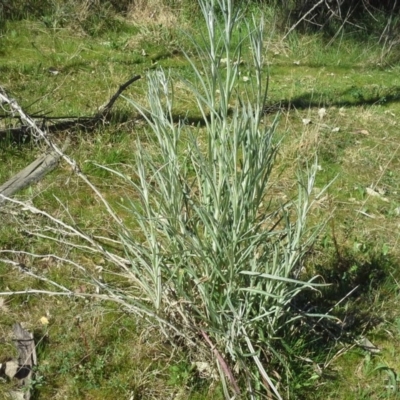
(0, 195, 139, 288)
(282, 0, 325, 41)
(97, 75, 141, 117)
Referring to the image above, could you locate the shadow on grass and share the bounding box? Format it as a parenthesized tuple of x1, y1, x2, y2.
(108, 108, 210, 127)
(267, 86, 400, 112)
(276, 247, 395, 396)
(314, 252, 390, 332)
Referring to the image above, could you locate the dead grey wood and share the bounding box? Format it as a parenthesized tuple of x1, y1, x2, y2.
(0, 149, 62, 206)
(11, 323, 37, 400)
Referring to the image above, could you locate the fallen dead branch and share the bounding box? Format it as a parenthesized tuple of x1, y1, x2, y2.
(0, 74, 141, 143)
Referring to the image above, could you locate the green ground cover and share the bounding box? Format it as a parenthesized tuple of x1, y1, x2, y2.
(1, 2, 400, 399)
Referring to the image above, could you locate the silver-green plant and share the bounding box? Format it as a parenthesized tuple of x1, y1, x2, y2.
(0, 0, 330, 398)
(121, 0, 329, 398)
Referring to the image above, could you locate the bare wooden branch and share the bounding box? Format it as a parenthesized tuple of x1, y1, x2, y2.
(282, 0, 325, 41)
(0, 74, 141, 143)
(96, 74, 141, 118)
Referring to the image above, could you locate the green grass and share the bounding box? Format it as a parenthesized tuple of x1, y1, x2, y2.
(1, 2, 400, 399)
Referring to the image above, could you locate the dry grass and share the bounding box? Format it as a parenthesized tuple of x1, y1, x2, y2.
(127, 0, 184, 26)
